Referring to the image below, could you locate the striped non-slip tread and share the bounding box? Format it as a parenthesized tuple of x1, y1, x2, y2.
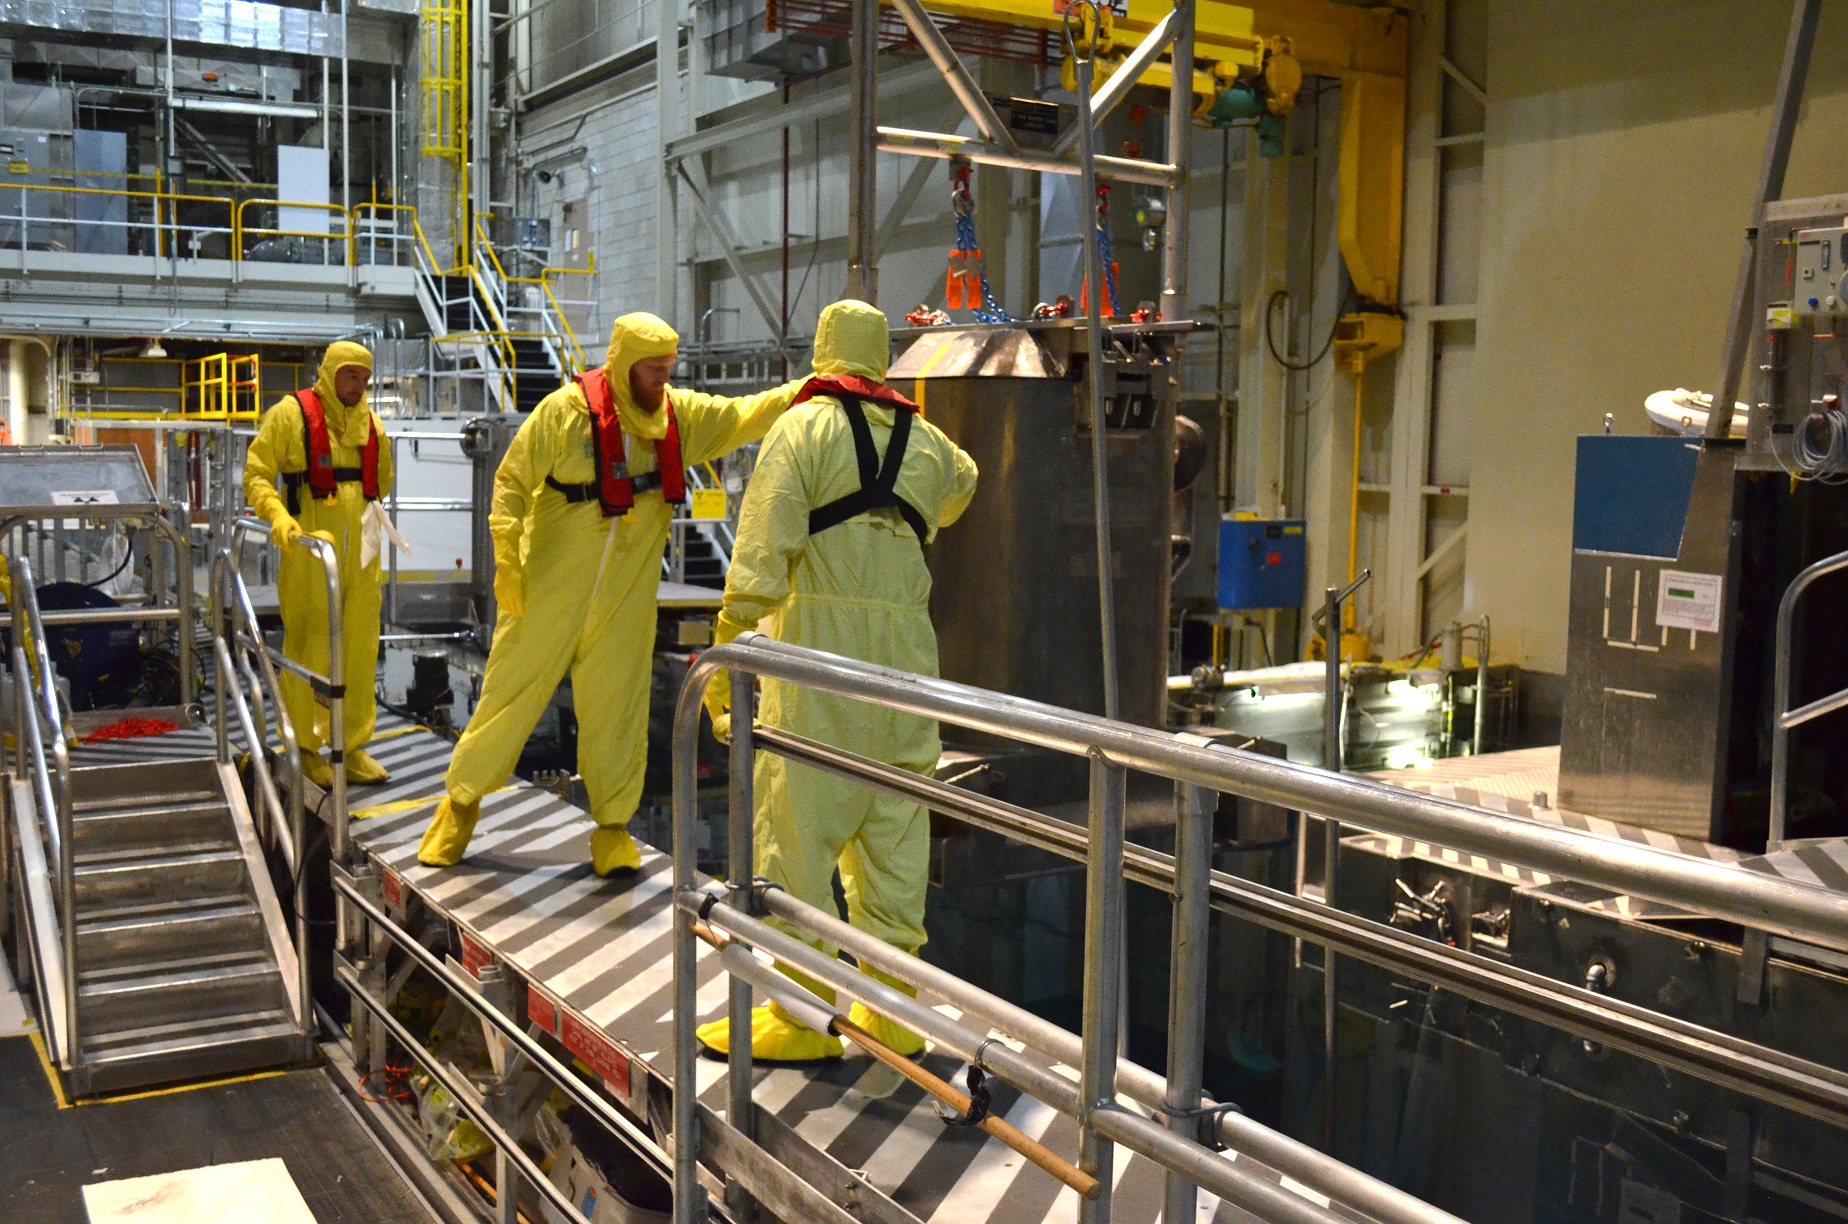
(351, 780, 1375, 1223)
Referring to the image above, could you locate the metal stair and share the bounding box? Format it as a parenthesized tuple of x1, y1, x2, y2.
(55, 757, 308, 1093)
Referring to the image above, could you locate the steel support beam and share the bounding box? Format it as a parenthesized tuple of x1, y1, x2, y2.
(1160, 2, 1194, 325)
(889, 0, 1016, 152)
(847, 0, 879, 303)
(676, 162, 785, 341)
(878, 126, 1179, 187)
(1054, 5, 1180, 156)
(1705, 0, 1821, 439)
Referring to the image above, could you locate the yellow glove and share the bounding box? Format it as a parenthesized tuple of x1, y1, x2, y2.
(271, 515, 304, 549)
(493, 563, 524, 620)
(703, 610, 753, 742)
(491, 531, 524, 620)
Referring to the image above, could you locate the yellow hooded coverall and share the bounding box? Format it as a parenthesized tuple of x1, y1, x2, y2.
(244, 341, 395, 787)
(696, 300, 979, 1061)
(417, 313, 802, 875)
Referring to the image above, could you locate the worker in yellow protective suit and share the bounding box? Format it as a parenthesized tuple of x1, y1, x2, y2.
(696, 299, 979, 1062)
(245, 341, 395, 789)
(416, 313, 804, 876)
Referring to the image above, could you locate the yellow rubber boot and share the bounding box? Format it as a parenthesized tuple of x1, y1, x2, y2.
(696, 975, 843, 1062)
(300, 751, 333, 790)
(347, 748, 392, 785)
(847, 961, 926, 1056)
(590, 825, 643, 877)
(417, 796, 482, 867)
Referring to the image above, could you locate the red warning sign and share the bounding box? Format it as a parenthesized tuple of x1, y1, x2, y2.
(561, 1010, 631, 1097)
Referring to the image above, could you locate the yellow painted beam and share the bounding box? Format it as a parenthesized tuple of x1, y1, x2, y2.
(1337, 71, 1404, 306)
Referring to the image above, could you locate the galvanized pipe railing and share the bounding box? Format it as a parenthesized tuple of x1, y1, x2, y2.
(9, 556, 76, 1073)
(672, 635, 1463, 1224)
(10, 647, 71, 1066)
(1768, 547, 1848, 851)
(672, 634, 1848, 1224)
(210, 548, 313, 1039)
(704, 636, 1848, 950)
(231, 517, 347, 850)
(751, 723, 1848, 1132)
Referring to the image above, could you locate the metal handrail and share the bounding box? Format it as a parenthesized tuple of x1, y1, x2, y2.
(210, 552, 302, 870)
(1769, 547, 1848, 850)
(230, 518, 347, 852)
(671, 634, 1848, 1224)
(8, 660, 71, 1066)
(9, 557, 76, 1073)
(698, 637, 1848, 949)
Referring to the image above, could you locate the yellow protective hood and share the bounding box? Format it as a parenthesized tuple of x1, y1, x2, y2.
(312, 340, 375, 446)
(600, 312, 680, 439)
(811, 300, 889, 381)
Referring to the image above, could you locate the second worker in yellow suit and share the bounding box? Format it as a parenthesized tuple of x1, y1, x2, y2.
(697, 300, 979, 1062)
(417, 313, 803, 876)
(244, 341, 395, 788)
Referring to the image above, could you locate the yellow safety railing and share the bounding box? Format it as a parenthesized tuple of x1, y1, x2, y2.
(181, 353, 262, 421)
(233, 197, 354, 262)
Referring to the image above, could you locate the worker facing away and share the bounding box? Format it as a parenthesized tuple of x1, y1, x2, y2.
(416, 312, 805, 877)
(244, 340, 395, 789)
(696, 299, 979, 1062)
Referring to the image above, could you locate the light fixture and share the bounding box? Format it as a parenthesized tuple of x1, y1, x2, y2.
(140, 337, 167, 359)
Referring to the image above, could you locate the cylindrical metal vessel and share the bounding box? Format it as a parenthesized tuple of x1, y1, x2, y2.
(889, 322, 1177, 733)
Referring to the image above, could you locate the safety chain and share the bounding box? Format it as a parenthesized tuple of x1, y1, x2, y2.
(1093, 182, 1120, 319)
(947, 161, 1015, 324)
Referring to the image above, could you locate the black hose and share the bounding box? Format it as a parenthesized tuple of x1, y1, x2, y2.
(1264, 287, 1347, 372)
(82, 542, 135, 589)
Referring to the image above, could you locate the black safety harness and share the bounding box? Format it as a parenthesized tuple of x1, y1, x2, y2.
(806, 392, 931, 548)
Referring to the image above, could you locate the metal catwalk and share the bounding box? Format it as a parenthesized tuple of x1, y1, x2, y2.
(73, 718, 1848, 1221)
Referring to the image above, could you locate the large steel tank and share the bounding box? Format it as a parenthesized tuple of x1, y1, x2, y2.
(889, 322, 1178, 732)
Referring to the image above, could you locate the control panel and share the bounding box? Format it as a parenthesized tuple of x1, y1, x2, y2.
(1790, 224, 1848, 318)
(1218, 517, 1306, 611)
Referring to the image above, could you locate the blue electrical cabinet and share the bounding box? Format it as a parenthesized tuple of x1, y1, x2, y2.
(1218, 517, 1307, 610)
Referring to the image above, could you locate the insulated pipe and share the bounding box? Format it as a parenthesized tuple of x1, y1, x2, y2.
(697, 634, 1848, 951)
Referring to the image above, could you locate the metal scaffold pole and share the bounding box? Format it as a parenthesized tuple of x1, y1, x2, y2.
(847, 0, 879, 303)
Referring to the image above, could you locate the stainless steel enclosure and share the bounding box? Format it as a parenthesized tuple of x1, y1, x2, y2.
(889, 322, 1178, 732)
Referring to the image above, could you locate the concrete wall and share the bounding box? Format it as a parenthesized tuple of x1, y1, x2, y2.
(1469, 0, 1848, 672)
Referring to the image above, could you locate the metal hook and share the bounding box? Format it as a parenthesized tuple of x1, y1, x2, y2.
(1062, 0, 1099, 64)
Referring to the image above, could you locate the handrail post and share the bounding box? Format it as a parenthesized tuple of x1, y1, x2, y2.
(1769, 549, 1848, 850)
(1079, 749, 1126, 1224)
(671, 642, 708, 1224)
(210, 552, 231, 766)
(1164, 776, 1215, 1220)
(725, 667, 757, 1221)
(13, 555, 78, 1080)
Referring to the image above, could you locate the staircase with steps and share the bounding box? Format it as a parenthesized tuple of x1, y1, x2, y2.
(415, 243, 570, 416)
(54, 756, 309, 1094)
